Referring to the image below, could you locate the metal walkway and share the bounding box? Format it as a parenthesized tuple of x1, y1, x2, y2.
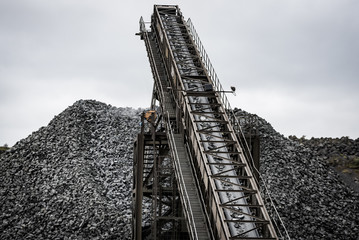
(133, 5, 279, 240)
(170, 133, 211, 239)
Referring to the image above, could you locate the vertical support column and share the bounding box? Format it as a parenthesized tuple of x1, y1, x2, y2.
(133, 134, 144, 240)
(244, 133, 260, 183)
(150, 114, 158, 239)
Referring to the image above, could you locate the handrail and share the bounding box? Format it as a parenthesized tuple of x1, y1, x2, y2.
(139, 17, 166, 108)
(186, 19, 241, 138)
(164, 111, 199, 240)
(186, 18, 290, 239)
(186, 18, 260, 194)
(140, 16, 200, 239)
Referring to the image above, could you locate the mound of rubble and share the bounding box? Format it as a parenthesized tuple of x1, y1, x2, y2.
(235, 109, 359, 239)
(1, 100, 358, 239)
(288, 136, 359, 193)
(289, 136, 359, 157)
(0, 100, 140, 239)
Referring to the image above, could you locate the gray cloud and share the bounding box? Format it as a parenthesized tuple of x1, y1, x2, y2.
(185, 1, 359, 139)
(1, 0, 358, 146)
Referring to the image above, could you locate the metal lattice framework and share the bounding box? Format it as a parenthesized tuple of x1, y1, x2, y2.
(133, 5, 280, 240)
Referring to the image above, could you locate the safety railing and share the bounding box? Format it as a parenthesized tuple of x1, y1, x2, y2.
(186, 18, 291, 240)
(186, 19, 242, 137)
(139, 17, 166, 109)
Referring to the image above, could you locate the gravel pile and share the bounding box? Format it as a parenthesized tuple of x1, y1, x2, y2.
(0, 100, 140, 239)
(288, 135, 359, 157)
(1, 100, 358, 239)
(235, 109, 359, 239)
(289, 136, 359, 193)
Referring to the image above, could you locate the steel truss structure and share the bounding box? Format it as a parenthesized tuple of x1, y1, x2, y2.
(133, 5, 279, 240)
(133, 119, 188, 239)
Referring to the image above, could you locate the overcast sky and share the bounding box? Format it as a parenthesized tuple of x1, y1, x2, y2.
(1, 0, 358, 146)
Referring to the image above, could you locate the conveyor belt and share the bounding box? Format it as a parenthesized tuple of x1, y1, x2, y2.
(134, 5, 279, 240)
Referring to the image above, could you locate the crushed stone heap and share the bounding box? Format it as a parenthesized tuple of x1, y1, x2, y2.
(1, 100, 358, 239)
(235, 109, 359, 239)
(0, 100, 140, 239)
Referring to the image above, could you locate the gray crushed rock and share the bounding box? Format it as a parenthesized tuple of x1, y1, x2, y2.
(1, 101, 358, 239)
(0, 100, 140, 239)
(235, 108, 359, 239)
